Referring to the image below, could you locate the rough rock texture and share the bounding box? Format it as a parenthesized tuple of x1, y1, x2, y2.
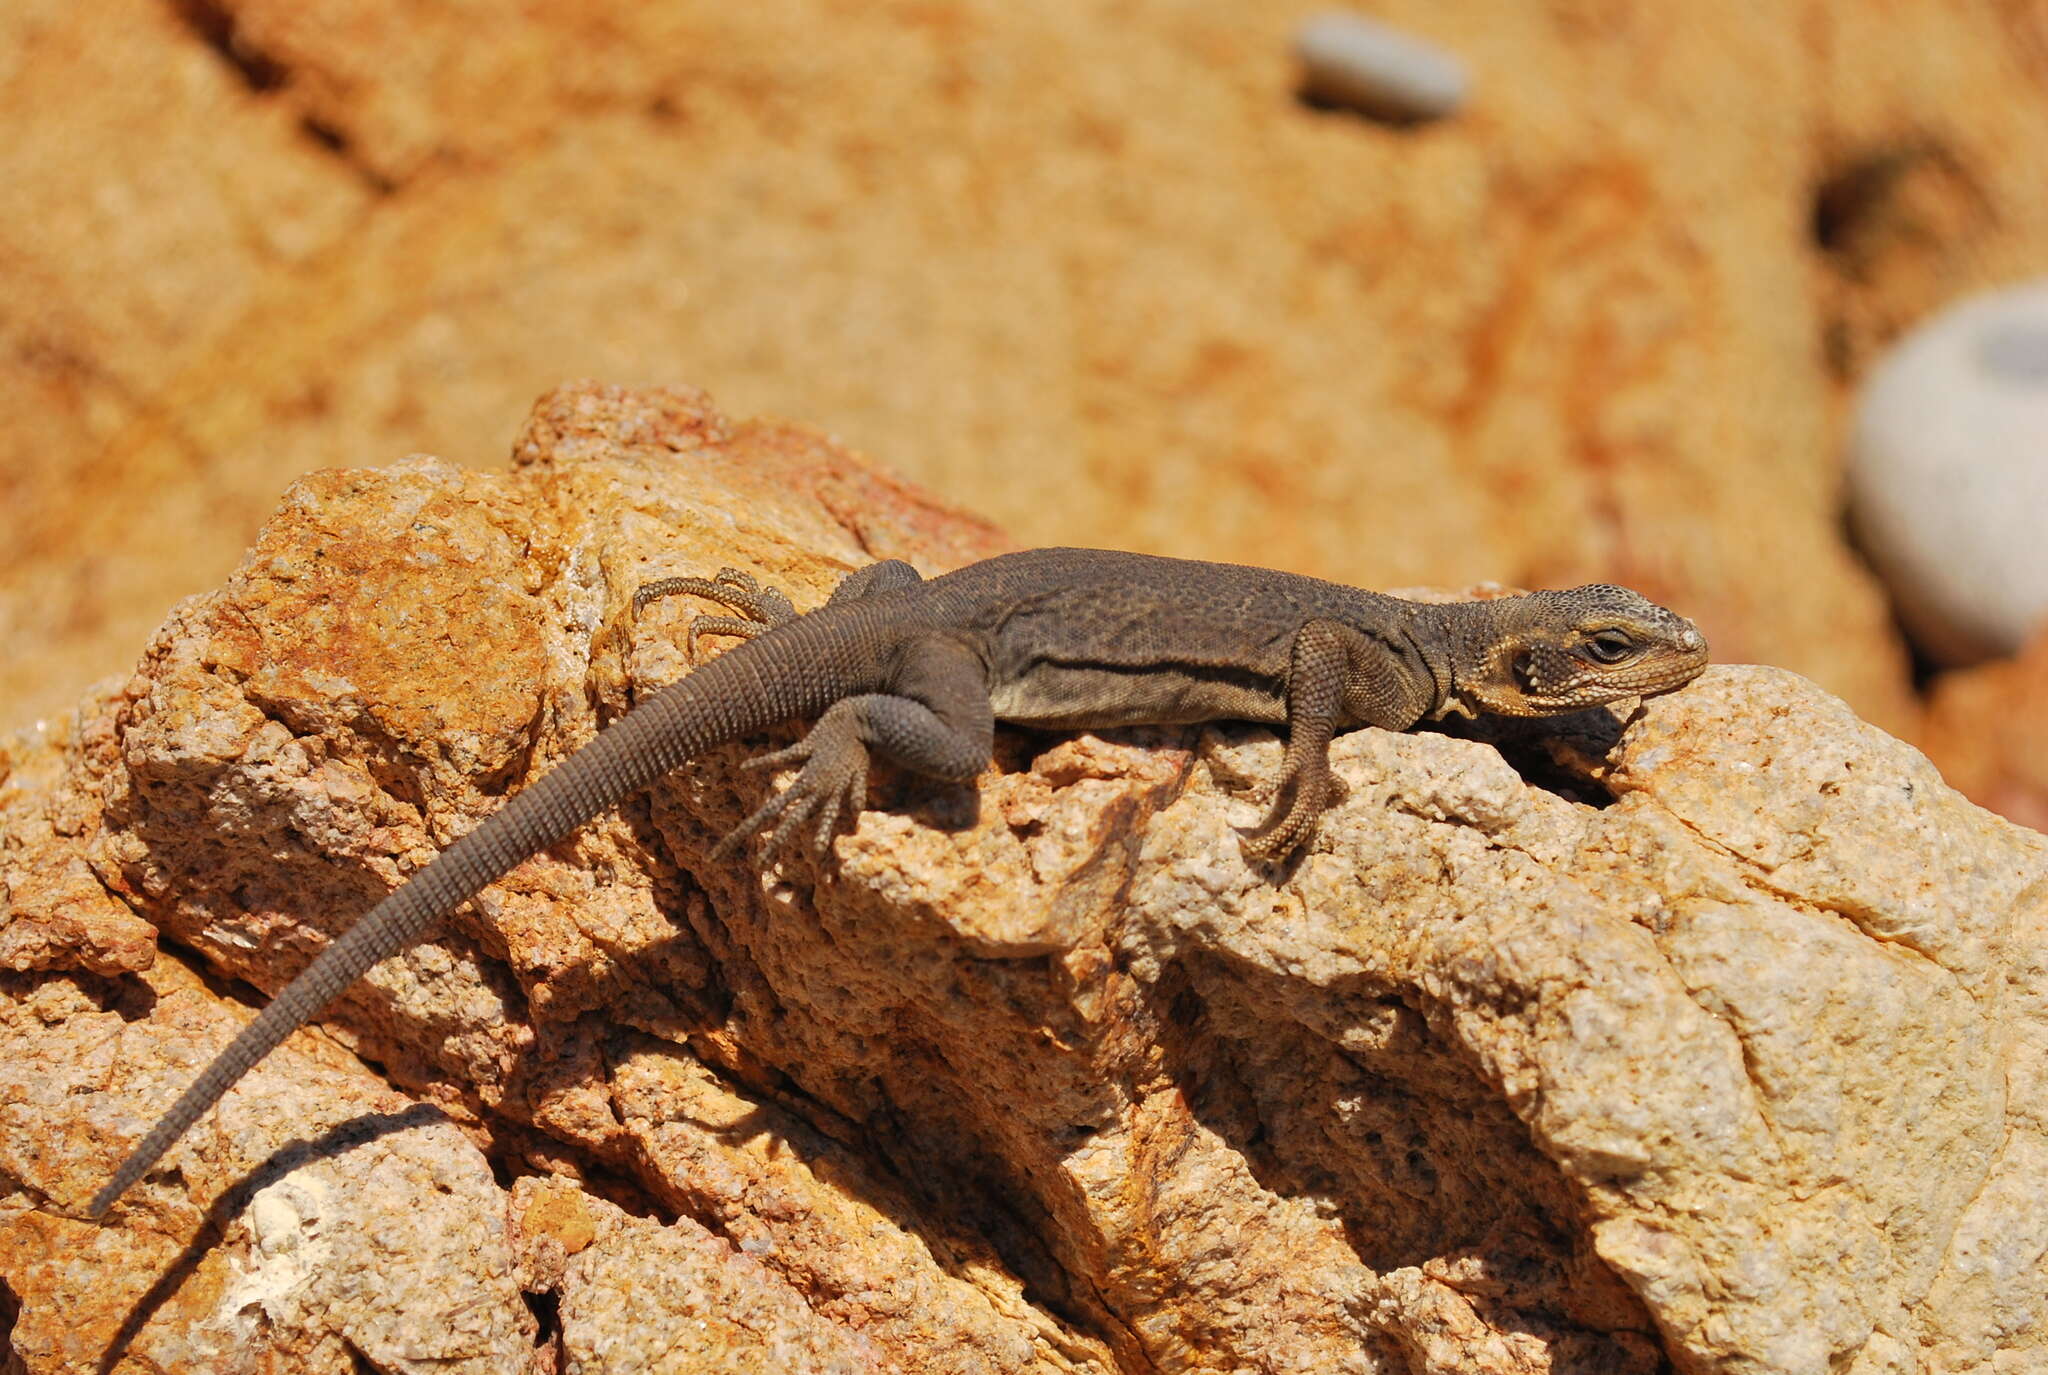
(17, 0, 2048, 744)
(3, 385, 2045, 1372)
(515, 1177, 891, 1373)
(0, 960, 535, 1374)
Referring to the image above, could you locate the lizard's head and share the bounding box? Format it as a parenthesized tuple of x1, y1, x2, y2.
(1464, 584, 1709, 717)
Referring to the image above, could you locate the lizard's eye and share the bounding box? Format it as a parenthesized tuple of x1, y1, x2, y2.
(1583, 630, 1636, 664)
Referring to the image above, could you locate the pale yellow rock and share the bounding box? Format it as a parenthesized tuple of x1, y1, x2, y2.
(1, 386, 2042, 1373)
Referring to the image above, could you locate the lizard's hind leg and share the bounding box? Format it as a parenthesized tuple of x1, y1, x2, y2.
(717, 629, 993, 863)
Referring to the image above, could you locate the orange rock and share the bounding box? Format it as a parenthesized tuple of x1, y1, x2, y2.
(24, 3, 2048, 742)
(1919, 627, 2048, 833)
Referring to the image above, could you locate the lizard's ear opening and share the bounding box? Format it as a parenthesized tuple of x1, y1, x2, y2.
(1512, 640, 1580, 703)
(1509, 645, 1562, 706)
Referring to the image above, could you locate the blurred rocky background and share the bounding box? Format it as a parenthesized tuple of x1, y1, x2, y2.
(6, 0, 2048, 822)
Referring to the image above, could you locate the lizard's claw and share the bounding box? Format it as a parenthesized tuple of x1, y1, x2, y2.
(714, 730, 870, 864)
(1240, 759, 1333, 863)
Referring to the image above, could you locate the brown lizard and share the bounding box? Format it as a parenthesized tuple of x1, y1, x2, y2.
(89, 547, 1707, 1216)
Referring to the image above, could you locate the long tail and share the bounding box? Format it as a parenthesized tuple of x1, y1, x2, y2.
(89, 616, 856, 1217)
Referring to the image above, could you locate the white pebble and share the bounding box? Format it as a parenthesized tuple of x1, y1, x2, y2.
(1849, 279, 2048, 665)
(1293, 12, 1468, 124)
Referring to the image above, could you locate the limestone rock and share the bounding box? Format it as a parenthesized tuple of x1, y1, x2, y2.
(2, 384, 2043, 1372)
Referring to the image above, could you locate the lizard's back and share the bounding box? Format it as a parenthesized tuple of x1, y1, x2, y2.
(920, 548, 1416, 729)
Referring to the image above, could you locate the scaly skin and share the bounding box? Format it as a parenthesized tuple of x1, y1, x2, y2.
(89, 548, 1707, 1217)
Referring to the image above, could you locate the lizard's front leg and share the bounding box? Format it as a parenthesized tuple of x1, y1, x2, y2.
(1243, 620, 1432, 862)
(720, 630, 993, 861)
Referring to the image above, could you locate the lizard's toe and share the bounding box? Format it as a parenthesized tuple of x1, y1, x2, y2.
(1241, 765, 1333, 862)
(712, 567, 770, 596)
(741, 740, 811, 774)
(722, 735, 868, 864)
(1240, 814, 1312, 863)
(763, 796, 816, 861)
(808, 756, 869, 857)
(714, 785, 792, 859)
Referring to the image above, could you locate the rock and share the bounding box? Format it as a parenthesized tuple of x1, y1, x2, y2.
(0, 958, 536, 1373)
(2, 383, 2044, 1372)
(1, 705, 159, 977)
(1849, 279, 2048, 664)
(511, 1178, 891, 1374)
(1293, 12, 1468, 124)
(42, 3, 2048, 737)
(1918, 622, 2048, 832)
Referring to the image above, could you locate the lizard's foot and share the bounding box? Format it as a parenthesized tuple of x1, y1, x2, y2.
(713, 708, 870, 864)
(634, 567, 799, 663)
(1240, 760, 1333, 863)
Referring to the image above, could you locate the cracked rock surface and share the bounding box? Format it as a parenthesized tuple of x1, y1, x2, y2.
(1, 384, 2043, 1373)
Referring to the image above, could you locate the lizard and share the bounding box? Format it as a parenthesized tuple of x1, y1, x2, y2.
(87, 546, 1708, 1217)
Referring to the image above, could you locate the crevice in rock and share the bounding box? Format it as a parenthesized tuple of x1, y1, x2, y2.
(1808, 138, 1995, 381)
(1663, 967, 1793, 1165)
(868, 1117, 1106, 1347)
(522, 1287, 561, 1349)
(168, 0, 286, 94)
(816, 1038, 1098, 1314)
(1423, 709, 1624, 809)
(1501, 735, 1617, 809)
(165, 0, 399, 194)
(0, 1275, 20, 1365)
(151, 935, 277, 1016)
(643, 911, 1143, 1369)
(0, 968, 159, 1025)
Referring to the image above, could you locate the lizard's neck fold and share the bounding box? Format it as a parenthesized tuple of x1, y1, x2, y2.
(1422, 598, 1521, 719)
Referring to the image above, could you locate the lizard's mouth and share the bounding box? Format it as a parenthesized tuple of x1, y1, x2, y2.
(1506, 639, 1710, 714)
